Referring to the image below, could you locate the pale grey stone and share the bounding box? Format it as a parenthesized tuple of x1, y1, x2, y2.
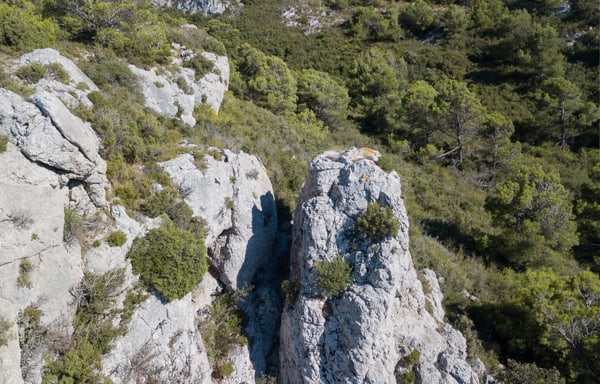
(160, 150, 277, 291)
(0, 89, 107, 206)
(130, 51, 229, 126)
(280, 148, 483, 384)
(19, 48, 98, 109)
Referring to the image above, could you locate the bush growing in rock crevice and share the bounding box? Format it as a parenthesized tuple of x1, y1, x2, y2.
(315, 257, 353, 297)
(198, 292, 247, 380)
(107, 230, 127, 247)
(356, 202, 399, 242)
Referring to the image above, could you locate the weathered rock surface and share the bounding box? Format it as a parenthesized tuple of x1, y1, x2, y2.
(160, 150, 277, 290)
(130, 51, 229, 125)
(280, 148, 481, 384)
(155, 0, 239, 15)
(18, 48, 98, 109)
(102, 288, 213, 384)
(0, 134, 83, 384)
(161, 149, 281, 380)
(84, 205, 212, 384)
(0, 88, 107, 206)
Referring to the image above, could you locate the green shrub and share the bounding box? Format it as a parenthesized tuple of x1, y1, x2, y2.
(92, 240, 101, 248)
(107, 230, 127, 247)
(315, 257, 353, 297)
(15, 64, 46, 83)
(44, 269, 134, 384)
(218, 361, 235, 379)
(281, 279, 300, 305)
(0, 134, 8, 153)
(63, 207, 84, 243)
(45, 63, 69, 83)
(499, 359, 565, 384)
(142, 189, 178, 218)
(356, 202, 399, 242)
(0, 316, 11, 347)
(17, 260, 33, 288)
(198, 292, 247, 376)
(128, 219, 207, 301)
(402, 349, 420, 366)
(401, 371, 416, 384)
(0, 2, 57, 52)
(183, 54, 215, 81)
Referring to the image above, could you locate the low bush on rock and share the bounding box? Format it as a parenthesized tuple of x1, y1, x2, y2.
(128, 218, 208, 301)
(198, 292, 247, 380)
(356, 202, 399, 242)
(107, 230, 127, 247)
(0, 316, 11, 347)
(316, 257, 353, 297)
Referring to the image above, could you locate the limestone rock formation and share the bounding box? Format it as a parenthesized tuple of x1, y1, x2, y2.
(130, 50, 229, 125)
(18, 48, 99, 109)
(154, 0, 240, 15)
(280, 148, 481, 384)
(161, 149, 282, 380)
(0, 88, 108, 207)
(160, 150, 277, 291)
(0, 102, 89, 384)
(82, 203, 213, 384)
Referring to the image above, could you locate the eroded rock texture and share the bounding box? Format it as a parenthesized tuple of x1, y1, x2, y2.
(280, 148, 481, 384)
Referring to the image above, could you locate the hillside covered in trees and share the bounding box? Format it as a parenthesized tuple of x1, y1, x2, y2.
(0, 0, 599, 382)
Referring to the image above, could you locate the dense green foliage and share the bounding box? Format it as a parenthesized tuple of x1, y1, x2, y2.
(128, 218, 207, 301)
(356, 202, 400, 242)
(107, 230, 127, 247)
(315, 257, 353, 297)
(1, 0, 598, 381)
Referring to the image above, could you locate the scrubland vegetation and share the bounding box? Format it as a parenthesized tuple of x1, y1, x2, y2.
(1, 0, 598, 382)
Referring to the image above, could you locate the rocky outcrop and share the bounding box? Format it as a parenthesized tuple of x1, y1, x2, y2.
(160, 150, 277, 291)
(130, 50, 229, 125)
(0, 88, 108, 207)
(0, 119, 85, 384)
(154, 0, 240, 15)
(280, 148, 481, 384)
(18, 48, 99, 109)
(161, 149, 281, 380)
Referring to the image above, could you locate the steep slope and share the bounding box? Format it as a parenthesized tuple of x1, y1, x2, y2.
(280, 148, 481, 384)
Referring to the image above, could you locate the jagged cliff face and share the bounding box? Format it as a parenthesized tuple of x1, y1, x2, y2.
(0, 47, 484, 384)
(280, 148, 481, 384)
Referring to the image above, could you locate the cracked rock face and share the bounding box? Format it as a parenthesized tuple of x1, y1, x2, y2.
(0, 131, 84, 384)
(0, 88, 108, 207)
(279, 148, 481, 384)
(160, 150, 277, 291)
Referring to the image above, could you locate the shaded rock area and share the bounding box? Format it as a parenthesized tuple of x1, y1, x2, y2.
(279, 148, 482, 384)
(160, 150, 277, 291)
(161, 150, 282, 380)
